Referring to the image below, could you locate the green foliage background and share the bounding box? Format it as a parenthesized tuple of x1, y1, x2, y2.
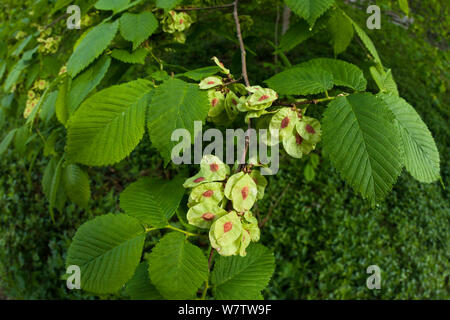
(0, 0, 448, 299)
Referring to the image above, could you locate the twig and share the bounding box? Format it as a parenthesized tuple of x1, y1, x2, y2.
(232, 0, 252, 172)
(232, 0, 250, 87)
(45, 13, 69, 30)
(208, 248, 215, 270)
(174, 3, 235, 11)
(222, 76, 243, 86)
(274, 94, 348, 107)
(274, 5, 280, 65)
(259, 182, 291, 228)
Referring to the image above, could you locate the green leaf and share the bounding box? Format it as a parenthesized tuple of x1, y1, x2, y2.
(67, 21, 119, 77)
(68, 55, 111, 115)
(52, 0, 72, 13)
(39, 91, 58, 124)
(351, 20, 382, 65)
(3, 47, 37, 92)
(126, 262, 163, 300)
(265, 66, 334, 95)
(285, 0, 334, 26)
(120, 176, 185, 227)
(211, 244, 275, 300)
(66, 214, 145, 294)
(119, 12, 158, 50)
(55, 76, 71, 127)
(11, 35, 32, 57)
(277, 20, 318, 53)
(398, 0, 409, 16)
(304, 163, 315, 181)
(42, 156, 66, 220)
(322, 93, 403, 205)
(0, 60, 6, 81)
(296, 58, 367, 91)
(111, 48, 148, 64)
(43, 131, 58, 157)
(147, 78, 209, 163)
(63, 164, 91, 208)
(183, 66, 221, 81)
(0, 129, 17, 156)
(156, 0, 182, 10)
(370, 67, 399, 95)
(148, 232, 208, 299)
(67, 79, 152, 166)
(95, 0, 130, 12)
(378, 93, 440, 183)
(328, 8, 353, 56)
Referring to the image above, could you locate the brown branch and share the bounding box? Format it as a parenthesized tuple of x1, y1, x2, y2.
(208, 248, 215, 270)
(45, 13, 69, 30)
(232, 0, 250, 87)
(274, 99, 320, 107)
(259, 182, 291, 228)
(274, 94, 347, 107)
(231, 0, 252, 172)
(174, 3, 235, 11)
(222, 76, 243, 86)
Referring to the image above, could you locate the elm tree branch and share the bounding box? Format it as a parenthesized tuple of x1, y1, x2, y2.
(232, 0, 253, 171)
(174, 3, 235, 11)
(233, 0, 250, 87)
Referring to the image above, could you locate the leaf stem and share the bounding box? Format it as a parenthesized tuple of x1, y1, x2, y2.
(275, 93, 349, 107)
(166, 224, 202, 237)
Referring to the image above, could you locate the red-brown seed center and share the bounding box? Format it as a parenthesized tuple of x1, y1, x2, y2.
(224, 222, 233, 232)
(211, 98, 218, 107)
(281, 117, 290, 129)
(258, 95, 269, 101)
(207, 81, 215, 85)
(295, 134, 303, 145)
(241, 186, 249, 200)
(210, 163, 219, 172)
(202, 213, 215, 221)
(179, 19, 184, 24)
(202, 190, 214, 197)
(306, 124, 316, 134)
(232, 99, 237, 105)
(194, 177, 205, 183)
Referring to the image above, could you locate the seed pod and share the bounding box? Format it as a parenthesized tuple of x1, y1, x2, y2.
(230, 173, 258, 212)
(173, 12, 192, 32)
(246, 87, 278, 107)
(188, 182, 224, 207)
(199, 76, 223, 90)
(187, 202, 227, 229)
(282, 130, 315, 159)
(200, 155, 230, 181)
(245, 109, 272, 124)
(207, 90, 225, 117)
(224, 171, 245, 200)
(183, 173, 209, 188)
(239, 230, 251, 256)
(224, 91, 240, 119)
(209, 211, 243, 256)
(296, 116, 321, 145)
(242, 211, 260, 242)
(249, 170, 268, 200)
(212, 56, 230, 75)
(269, 107, 298, 142)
